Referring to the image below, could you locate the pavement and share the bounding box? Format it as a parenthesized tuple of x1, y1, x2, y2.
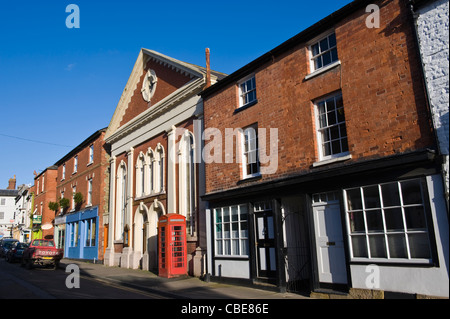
(59, 258, 310, 299)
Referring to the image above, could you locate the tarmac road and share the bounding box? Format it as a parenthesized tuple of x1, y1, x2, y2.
(0, 257, 166, 299)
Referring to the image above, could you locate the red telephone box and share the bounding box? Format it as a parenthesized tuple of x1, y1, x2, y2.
(158, 214, 187, 278)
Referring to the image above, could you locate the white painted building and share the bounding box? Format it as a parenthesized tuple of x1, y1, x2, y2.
(0, 189, 19, 238)
(413, 0, 449, 204)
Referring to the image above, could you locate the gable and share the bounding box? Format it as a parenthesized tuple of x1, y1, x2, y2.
(119, 57, 194, 128)
(105, 49, 227, 142)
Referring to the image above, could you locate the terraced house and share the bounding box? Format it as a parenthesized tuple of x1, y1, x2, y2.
(200, 0, 449, 298)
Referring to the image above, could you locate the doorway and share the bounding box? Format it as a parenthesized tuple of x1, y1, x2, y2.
(254, 202, 277, 280)
(312, 192, 348, 285)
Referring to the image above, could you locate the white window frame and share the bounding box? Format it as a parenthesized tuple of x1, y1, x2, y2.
(87, 178, 93, 206)
(73, 156, 78, 174)
(178, 130, 196, 236)
(135, 152, 146, 198)
(343, 178, 433, 264)
(241, 125, 260, 179)
(309, 31, 339, 73)
(314, 92, 349, 162)
(72, 186, 76, 210)
(88, 144, 94, 165)
(214, 205, 249, 257)
(62, 164, 66, 180)
(238, 74, 257, 108)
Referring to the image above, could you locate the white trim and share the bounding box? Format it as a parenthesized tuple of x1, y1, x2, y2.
(304, 60, 341, 81)
(313, 153, 351, 167)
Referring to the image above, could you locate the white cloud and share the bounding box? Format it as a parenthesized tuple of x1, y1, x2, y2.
(65, 63, 76, 71)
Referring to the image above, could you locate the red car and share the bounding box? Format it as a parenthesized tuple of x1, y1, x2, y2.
(21, 239, 63, 269)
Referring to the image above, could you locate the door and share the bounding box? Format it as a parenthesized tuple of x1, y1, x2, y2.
(255, 211, 277, 279)
(313, 201, 347, 284)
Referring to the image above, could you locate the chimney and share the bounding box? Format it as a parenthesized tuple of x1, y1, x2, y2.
(7, 175, 16, 190)
(205, 48, 211, 89)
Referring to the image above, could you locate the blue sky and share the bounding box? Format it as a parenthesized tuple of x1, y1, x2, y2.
(0, 0, 353, 188)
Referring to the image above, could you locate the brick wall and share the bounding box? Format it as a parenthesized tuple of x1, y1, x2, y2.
(203, 0, 436, 194)
(34, 168, 58, 239)
(119, 59, 192, 128)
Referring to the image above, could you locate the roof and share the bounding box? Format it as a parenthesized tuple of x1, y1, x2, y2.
(200, 0, 370, 98)
(54, 128, 107, 166)
(0, 189, 19, 197)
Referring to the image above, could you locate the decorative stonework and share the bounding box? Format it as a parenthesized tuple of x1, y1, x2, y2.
(141, 69, 158, 102)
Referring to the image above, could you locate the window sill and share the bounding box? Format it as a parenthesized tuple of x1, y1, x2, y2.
(304, 60, 341, 81)
(87, 161, 93, 167)
(313, 153, 351, 167)
(237, 174, 262, 185)
(234, 99, 258, 114)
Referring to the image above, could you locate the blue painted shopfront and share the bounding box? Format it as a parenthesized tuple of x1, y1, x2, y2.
(65, 206, 99, 260)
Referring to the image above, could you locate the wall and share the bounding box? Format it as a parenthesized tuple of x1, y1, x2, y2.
(203, 0, 435, 195)
(415, 0, 449, 201)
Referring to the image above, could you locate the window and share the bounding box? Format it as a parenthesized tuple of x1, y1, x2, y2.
(0, 212, 4, 219)
(0, 198, 5, 205)
(310, 32, 338, 72)
(214, 205, 249, 256)
(344, 178, 433, 263)
(242, 125, 260, 178)
(70, 222, 79, 247)
(72, 186, 76, 210)
(73, 156, 78, 173)
(116, 162, 127, 240)
(155, 144, 165, 193)
(147, 149, 155, 194)
(136, 153, 146, 197)
(85, 218, 96, 247)
(87, 179, 92, 206)
(62, 164, 66, 180)
(179, 131, 196, 236)
(315, 93, 349, 160)
(238, 75, 257, 108)
(89, 145, 94, 164)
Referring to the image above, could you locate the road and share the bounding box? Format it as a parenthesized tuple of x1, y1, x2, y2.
(0, 257, 168, 299)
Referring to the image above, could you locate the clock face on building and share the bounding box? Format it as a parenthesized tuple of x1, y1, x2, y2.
(141, 69, 157, 102)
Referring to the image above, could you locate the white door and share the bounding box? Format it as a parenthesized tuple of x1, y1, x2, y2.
(313, 201, 347, 284)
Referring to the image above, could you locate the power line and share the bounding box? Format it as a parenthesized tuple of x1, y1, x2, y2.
(0, 133, 73, 148)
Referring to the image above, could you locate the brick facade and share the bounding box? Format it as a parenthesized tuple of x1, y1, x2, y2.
(33, 167, 58, 239)
(203, 0, 435, 195)
(54, 129, 110, 261)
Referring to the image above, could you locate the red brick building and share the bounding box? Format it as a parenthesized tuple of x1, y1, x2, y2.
(54, 128, 109, 261)
(32, 166, 58, 240)
(104, 49, 226, 275)
(200, 0, 448, 298)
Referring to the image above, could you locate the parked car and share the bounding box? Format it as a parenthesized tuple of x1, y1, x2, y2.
(0, 238, 19, 258)
(6, 242, 29, 263)
(21, 239, 63, 269)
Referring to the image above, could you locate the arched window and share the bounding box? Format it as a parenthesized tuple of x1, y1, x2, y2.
(146, 148, 155, 195)
(116, 161, 127, 240)
(178, 130, 196, 236)
(136, 152, 145, 198)
(155, 143, 165, 193)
